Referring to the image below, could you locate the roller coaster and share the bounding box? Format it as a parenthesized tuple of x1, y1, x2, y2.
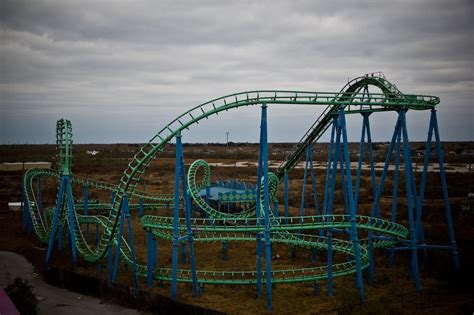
(22, 72, 459, 310)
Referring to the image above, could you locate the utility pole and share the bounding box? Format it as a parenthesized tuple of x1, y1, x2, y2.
(469, 161, 472, 194)
(226, 132, 230, 146)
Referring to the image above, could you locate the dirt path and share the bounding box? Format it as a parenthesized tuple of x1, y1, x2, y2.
(0, 251, 143, 315)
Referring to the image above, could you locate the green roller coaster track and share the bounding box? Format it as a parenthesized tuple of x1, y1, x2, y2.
(23, 72, 443, 288)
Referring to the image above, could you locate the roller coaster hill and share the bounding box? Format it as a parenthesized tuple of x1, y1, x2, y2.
(22, 72, 459, 311)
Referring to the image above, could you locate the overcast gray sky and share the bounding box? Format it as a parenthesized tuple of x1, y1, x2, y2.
(1, 0, 473, 144)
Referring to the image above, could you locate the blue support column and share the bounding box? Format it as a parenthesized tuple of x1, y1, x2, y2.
(179, 146, 200, 297)
(406, 134, 421, 264)
(22, 189, 28, 232)
(326, 115, 341, 297)
(83, 184, 89, 242)
(45, 175, 77, 268)
(108, 244, 113, 284)
(354, 114, 367, 208)
(111, 191, 116, 214)
(125, 197, 139, 288)
(139, 197, 144, 218)
(255, 120, 264, 298)
(308, 137, 319, 264)
(57, 223, 63, 251)
(256, 232, 263, 295)
(322, 120, 337, 272)
(415, 114, 435, 264)
(338, 108, 365, 302)
(181, 242, 187, 264)
(353, 113, 378, 285)
(171, 132, 183, 300)
(338, 150, 350, 214)
(65, 177, 77, 269)
(45, 177, 66, 266)
(205, 185, 210, 204)
(37, 176, 42, 215)
(221, 241, 229, 261)
(365, 114, 377, 196)
(299, 144, 311, 223)
(323, 120, 337, 216)
(98, 263, 103, 275)
(22, 187, 32, 233)
(353, 113, 376, 207)
(284, 171, 289, 224)
(400, 110, 421, 292)
(112, 195, 128, 283)
(147, 231, 154, 287)
(431, 110, 459, 269)
(204, 185, 210, 218)
(370, 113, 402, 219)
(309, 150, 319, 215)
(260, 104, 273, 310)
(153, 237, 158, 272)
(273, 199, 279, 220)
(95, 221, 100, 246)
(368, 113, 403, 281)
(362, 113, 379, 277)
(109, 194, 139, 287)
(389, 128, 402, 266)
(170, 132, 199, 298)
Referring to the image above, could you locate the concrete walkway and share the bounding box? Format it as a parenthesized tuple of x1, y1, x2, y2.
(0, 251, 142, 315)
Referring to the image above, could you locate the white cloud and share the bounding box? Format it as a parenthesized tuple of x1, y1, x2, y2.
(1, 0, 472, 143)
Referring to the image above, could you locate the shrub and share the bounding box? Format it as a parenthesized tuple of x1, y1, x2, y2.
(5, 277, 38, 315)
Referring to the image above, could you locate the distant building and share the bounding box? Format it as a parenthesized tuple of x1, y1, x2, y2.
(0, 162, 52, 171)
(86, 150, 100, 156)
(8, 201, 34, 212)
(461, 149, 474, 156)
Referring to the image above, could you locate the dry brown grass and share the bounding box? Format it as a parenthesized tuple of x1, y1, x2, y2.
(1, 143, 473, 314)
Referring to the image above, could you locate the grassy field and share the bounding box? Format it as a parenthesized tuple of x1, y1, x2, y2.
(0, 142, 473, 314)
